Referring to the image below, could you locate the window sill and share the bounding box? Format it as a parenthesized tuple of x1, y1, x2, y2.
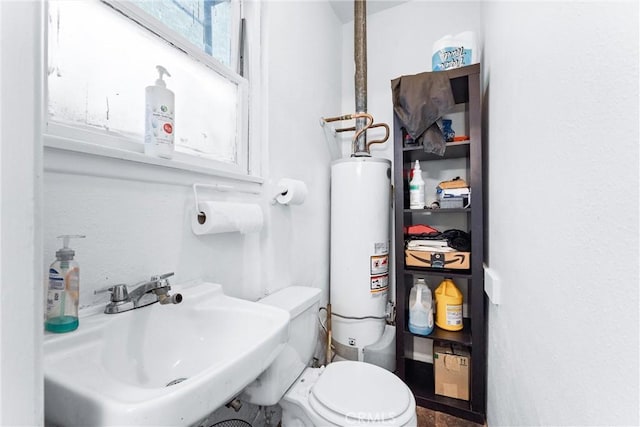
(43, 134, 264, 191)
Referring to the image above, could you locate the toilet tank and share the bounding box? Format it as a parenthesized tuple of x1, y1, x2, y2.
(241, 286, 322, 406)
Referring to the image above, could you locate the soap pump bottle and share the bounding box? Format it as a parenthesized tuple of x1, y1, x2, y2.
(145, 65, 175, 159)
(409, 160, 425, 209)
(408, 278, 434, 336)
(45, 235, 85, 333)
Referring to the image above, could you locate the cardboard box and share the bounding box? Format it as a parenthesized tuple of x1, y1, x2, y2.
(434, 343, 470, 401)
(405, 249, 470, 270)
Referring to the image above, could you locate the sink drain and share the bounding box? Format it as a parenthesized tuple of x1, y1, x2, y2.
(166, 378, 187, 387)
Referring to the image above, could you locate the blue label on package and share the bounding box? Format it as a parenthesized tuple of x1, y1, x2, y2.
(432, 47, 472, 71)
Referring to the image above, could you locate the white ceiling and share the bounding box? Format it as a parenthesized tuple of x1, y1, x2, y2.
(329, 0, 408, 24)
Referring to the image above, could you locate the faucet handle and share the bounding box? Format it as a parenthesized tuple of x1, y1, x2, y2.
(94, 284, 129, 303)
(150, 272, 174, 282)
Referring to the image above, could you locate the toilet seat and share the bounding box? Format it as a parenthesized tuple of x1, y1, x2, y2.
(308, 361, 414, 426)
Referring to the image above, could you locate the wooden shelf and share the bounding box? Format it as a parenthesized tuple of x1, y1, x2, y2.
(393, 64, 485, 423)
(404, 267, 472, 279)
(403, 207, 471, 214)
(403, 141, 471, 162)
(404, 318, 473, 347)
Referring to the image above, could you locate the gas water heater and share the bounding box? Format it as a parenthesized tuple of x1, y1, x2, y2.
(330, 156, 391, 361)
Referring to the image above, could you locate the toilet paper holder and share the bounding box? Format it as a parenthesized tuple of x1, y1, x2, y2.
(271, 178, 308, 206)
(271, 183, 289, 204)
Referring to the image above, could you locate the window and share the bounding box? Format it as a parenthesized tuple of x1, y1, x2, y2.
(46, 0, 250, 174)
(131, 0, 239, 68)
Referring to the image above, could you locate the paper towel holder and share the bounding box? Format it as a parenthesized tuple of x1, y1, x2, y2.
(193, 183, 230, 219)
(193, 183, 260, 207)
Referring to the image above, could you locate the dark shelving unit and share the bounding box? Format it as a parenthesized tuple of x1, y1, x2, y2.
(393, 64, 485, 424)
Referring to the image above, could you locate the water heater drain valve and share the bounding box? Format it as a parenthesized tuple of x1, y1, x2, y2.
(385, 301, 396, 325)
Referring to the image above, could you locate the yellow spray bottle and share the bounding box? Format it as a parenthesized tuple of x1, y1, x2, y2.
(434, 278, 463, 331)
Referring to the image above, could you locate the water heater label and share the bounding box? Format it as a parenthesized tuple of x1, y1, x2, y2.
(370, 255, 389, 275)
(374, 241, 389, 255)
(370, 274, 389, 294)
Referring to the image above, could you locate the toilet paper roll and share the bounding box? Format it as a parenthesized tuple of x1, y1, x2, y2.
(192, 201, 263, 235)
(275, 179, 308, 205)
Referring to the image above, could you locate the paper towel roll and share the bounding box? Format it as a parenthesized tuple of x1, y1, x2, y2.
(192, 201, 263, 235)
(275, 179, 308, 205)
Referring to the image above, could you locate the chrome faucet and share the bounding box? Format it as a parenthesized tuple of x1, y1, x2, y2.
(96, 272, 182, 314)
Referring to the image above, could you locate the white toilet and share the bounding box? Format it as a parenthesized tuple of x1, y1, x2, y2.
(241, 287, 417, 427)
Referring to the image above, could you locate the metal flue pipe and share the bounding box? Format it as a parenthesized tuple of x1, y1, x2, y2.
(353, 0, 368, 156)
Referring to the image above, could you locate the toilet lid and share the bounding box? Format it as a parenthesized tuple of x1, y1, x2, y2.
(309, 361, 412, 424)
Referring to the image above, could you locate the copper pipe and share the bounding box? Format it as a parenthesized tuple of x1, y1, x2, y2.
(323, 114, 356, 123)
(366, 122, 390, 150)
(322, 113, 390, 156)
(322, 112, 372, 124)
(335, 126, 356, 133)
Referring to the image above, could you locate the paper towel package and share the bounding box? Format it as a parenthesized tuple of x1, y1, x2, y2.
(192, 201, 263, 235)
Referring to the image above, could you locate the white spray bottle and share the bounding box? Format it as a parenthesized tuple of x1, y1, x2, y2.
(145, 65, 175, 159)
(409, 160, 425, 209)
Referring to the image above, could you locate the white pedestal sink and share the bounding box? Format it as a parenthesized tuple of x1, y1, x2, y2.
(44, 281, 289, 426)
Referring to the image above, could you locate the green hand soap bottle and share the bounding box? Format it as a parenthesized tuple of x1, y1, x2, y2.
(45, 235, 85, 333)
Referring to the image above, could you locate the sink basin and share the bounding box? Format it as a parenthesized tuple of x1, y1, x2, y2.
(44, 281, 289, 426)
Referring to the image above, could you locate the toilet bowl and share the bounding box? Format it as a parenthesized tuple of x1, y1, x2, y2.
(241, 287, 417, 427)
(281, 362, 417, 427)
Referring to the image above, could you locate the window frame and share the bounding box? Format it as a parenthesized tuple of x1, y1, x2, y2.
(43, 0, 261, 182)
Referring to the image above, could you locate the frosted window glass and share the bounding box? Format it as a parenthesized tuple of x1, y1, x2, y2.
(47, 0, 240, 164)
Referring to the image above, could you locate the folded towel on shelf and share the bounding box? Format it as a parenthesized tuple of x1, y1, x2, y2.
(404, 224, 440, 236)
(406, 229, 471, 252)
(406, 239, 454, 253)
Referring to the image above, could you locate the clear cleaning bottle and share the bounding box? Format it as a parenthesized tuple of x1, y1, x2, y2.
(45, 235, 85, 333)
(434, 277, 463, 331)
(408, 278, 434, 336)
(145, 65, 175, 159)
(409, 160, 425, 209)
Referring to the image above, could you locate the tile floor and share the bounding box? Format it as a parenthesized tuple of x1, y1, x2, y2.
(416, 406, 485, 427)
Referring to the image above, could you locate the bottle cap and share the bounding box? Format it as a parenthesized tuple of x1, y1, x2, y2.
(154, 65, 171, 87)
(56, 235, 86, 261)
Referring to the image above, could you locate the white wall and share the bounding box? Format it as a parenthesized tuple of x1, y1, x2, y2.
(262, 0, 342, 305)
(483, 2, 639, 425)
(0, 1, 44, 424)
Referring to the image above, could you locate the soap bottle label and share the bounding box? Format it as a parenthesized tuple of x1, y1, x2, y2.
(146, 104, 175, 146)
(47, 270, 64, 315)
(409, 184, 425, 208)
(65, 268, 80, 305)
